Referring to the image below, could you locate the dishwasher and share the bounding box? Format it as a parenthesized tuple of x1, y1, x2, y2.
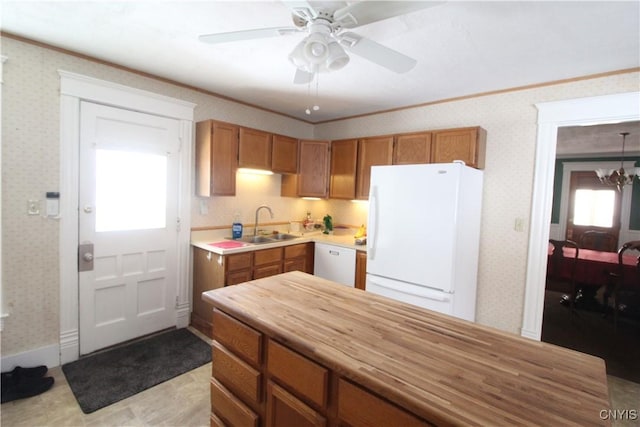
(313, 243, 356, 287)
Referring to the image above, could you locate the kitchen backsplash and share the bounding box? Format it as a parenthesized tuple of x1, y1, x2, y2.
(190, 172, 369, 230)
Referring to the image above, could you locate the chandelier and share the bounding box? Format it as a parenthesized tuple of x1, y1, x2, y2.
(595, 132, 639, 191)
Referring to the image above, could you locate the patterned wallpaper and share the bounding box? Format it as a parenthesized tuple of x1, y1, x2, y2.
(1, 35, 639, 358)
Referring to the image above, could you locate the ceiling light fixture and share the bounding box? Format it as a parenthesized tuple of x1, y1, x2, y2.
(595, 132, 639, 191)
(287, 20, 349, 77)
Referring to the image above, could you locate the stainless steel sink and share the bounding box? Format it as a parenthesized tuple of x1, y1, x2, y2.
(225, 233, 299, 245)
(237, 235, 275, 244)
(270, 233, 298, 241)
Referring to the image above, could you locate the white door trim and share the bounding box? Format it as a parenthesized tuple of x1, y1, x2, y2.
(521, 91, 640, 341)
(59, 71, 195, 363)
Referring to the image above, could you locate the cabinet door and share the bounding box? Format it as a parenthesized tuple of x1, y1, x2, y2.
(329, 139, 358, 199)
(227, 269, 252, 286)
(432, 127, 486, 169)
(225, 252, 252, 285)
(354, 250, 367, 290)
(195, 121, 213, 197)
(266, 381, 326, 427)
(191, 247, 225, 336)
(212, 121, 239, 196)
(356, 136, 393, 199)
(239, 127, 272, 171)
(394, 132, 432, 165)
(272, 134, 298, 174)
(297, 140, 330, 198)
(283, 243, 312, 273)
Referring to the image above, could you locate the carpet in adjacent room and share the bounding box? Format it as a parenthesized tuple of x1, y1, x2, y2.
(62, 328, 211, 414)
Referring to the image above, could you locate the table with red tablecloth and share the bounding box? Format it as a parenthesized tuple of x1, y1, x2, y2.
(547, 245, 639, 288)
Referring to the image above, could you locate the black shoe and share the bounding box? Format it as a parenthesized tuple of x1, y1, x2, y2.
(1, 366, 48, 385)
(1, 376, 54, 403)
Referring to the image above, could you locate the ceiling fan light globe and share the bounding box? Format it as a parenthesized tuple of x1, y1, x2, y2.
(288, 39, 307, 68)
(326, 41, 349, 71)
(303, 33, 329, 64)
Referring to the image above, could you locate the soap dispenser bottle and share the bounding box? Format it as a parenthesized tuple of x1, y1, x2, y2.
(232, 212, 243, 239)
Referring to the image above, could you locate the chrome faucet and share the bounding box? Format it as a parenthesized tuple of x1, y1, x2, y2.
(254, 205, 274, 236)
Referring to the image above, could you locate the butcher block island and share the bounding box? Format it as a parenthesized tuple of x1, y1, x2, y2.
(202, 271, 610, 427)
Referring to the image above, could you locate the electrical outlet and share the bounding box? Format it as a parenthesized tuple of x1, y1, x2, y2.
(27, 200, 40, 216)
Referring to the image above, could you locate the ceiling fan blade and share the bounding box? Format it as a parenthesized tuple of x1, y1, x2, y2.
(199, 27, 299, 44)
(293, 68, 315, 84)
(334, 1, 444, 29)
(339, 32, 417, 73)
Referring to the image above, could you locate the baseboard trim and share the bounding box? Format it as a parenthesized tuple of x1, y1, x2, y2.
(1, 343, 60, 371)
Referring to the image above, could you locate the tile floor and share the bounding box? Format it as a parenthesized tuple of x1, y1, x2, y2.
(2, 327, 638, 426)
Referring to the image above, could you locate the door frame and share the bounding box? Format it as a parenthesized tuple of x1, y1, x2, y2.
(59, 71, 195, 363)
(521, 91, 640, 341)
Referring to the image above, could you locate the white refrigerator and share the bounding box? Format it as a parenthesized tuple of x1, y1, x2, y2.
(366, 162, 483, 321)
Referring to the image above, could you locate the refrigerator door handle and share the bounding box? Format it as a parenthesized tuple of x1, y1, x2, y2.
(367, 186, 377, 260)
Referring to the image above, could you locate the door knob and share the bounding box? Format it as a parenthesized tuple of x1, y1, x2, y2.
(78, 243, 94, 272)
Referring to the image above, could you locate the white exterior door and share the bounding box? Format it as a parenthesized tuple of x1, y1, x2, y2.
(78, 101, 180, 355)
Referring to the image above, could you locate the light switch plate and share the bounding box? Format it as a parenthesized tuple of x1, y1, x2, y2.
(27, 200, 40, 216)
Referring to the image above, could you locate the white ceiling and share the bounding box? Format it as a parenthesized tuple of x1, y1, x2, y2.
(2, 0, 639, 126)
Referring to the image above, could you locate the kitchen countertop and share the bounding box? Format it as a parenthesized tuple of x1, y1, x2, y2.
(191, 228, 366, 255)
(203, 271, 611, 426)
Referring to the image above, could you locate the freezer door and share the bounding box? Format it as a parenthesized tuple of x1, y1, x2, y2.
(367, 164, 466, 292)
(366, 274, 454, 316)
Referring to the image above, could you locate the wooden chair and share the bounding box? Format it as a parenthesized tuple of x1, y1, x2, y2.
(579, 230, 618, 252)
(608, 241, 640, 330)
(548, 239, 580, 310)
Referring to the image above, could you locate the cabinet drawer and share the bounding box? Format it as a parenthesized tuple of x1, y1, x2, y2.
(227, 253, 252, 271)
(212, 341, 262, 404)
(284, 243, 307, 259)
(267, 340, 328, 409)
(213, 309, 262, 366)
(254, 248, 283, 266)
(253, 263, 282, 279)
(211, 377, 259, 427)
(338, 379, 430, 427)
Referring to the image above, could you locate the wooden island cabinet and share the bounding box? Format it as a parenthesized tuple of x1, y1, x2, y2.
(203, 271, 611, 427)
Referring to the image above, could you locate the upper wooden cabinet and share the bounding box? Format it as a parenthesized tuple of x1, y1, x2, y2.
(356, 136, 394, 199)
(432, 127, 486, 169)
(394, 132, 433, 165)
(282, 140, 330, 198)
(329, 139, 358, 200)
(195, 120, 238, 196)
(272, 134, 298, 174)
(239, 127, 272, 171)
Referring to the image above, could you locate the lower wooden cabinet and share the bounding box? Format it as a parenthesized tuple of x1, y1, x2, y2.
(209, 308, 431, 427)
(192, 243, 314, 338)
(266, 382, 326, 427)
(354, 250, 367, 290)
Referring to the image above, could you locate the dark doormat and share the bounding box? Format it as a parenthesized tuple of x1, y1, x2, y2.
(62, 328, 211, 414)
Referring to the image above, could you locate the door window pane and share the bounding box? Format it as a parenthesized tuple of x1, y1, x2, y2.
(96, 149, 167, 232)
(573, 189, 615, 227)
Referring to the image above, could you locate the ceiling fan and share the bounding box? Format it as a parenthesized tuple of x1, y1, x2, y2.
(199, 1, 443, 84)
